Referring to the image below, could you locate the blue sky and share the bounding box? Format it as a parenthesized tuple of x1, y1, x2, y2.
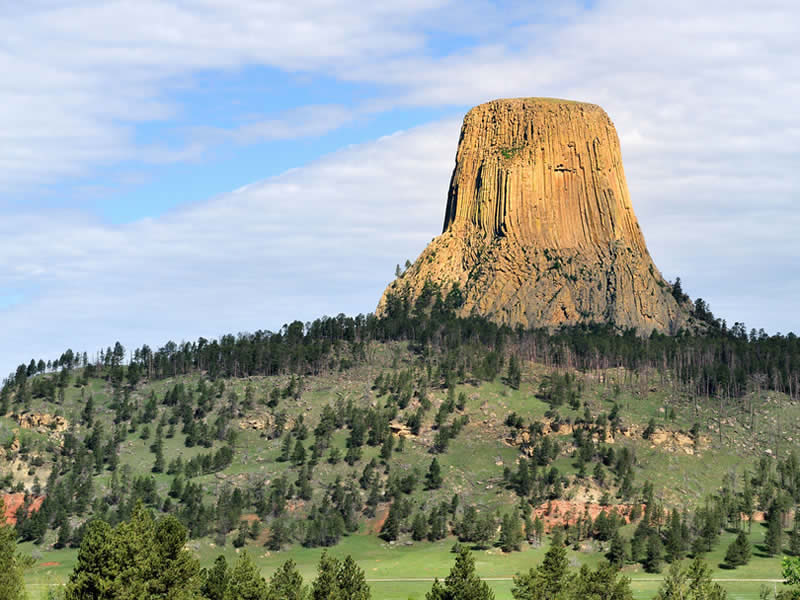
(2, 0, 800, 376)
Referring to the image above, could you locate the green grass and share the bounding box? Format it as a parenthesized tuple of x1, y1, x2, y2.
(10, 348, 800, 599)
(23, 530, 791, 600)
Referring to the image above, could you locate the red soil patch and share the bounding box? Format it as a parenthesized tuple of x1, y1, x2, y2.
(370, 505, 391, 535)
(3, 493, 44, 525)
(533, 500, 644, 531)
(239, 513, 260, 523)
(39, 562, 60, 567)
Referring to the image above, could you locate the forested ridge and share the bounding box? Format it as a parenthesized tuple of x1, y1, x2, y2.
(3, 281, 800, 599)
(6, 282, 799, 404)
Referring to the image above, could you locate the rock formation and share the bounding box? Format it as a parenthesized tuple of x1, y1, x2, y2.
(378, 98, 690, 333)
(13, 412, 69, 433)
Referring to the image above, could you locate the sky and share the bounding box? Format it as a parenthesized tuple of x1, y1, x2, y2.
(2, 0, 800, 376)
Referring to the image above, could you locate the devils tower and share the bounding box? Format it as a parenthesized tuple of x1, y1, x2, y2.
(378, 98, 690, 333)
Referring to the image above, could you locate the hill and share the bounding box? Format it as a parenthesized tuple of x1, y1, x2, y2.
(3, 307, 800, 598)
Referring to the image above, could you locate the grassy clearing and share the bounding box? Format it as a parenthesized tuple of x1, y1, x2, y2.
(23, 529, 790, 600)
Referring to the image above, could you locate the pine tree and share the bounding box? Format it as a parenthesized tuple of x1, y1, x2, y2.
(233, 526, 247, 548)
(268, 559, 306, 600)
(664, 509, 686, 563)
(0, 502, 26, 600)
(65, 503, 203, 600)
(790, 508, 800, 556)
(569, 562, 633, 600)
(55, 520, 72, 549)
(425, 458, 443, 490)
(655, 556, 726, 600)
(644, 532, 664, 574)
(724, 531, 752, 568)
(291, 439, 307, 466)
(225, 551, 269, 600)
(427, 545, 495, 600)
(765, 503, 784, 556)
(379, 434, 394, 461)
(380, 503, 400, 542)
(608, 531, 628, 568)
(499, 512, 523, 552)
(203, 555, 230, 600)
(412, 512, 429, 541)
(512, 532, 569, 599)
(278, 434, 292, 462)
(337, 555, 371, 600)
(311, 552, 340, 600)
(507, 355, 521, 390)
(152, 435, 165, 473)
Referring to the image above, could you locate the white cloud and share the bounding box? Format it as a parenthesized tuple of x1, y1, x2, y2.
(0, 0, 453, 188)
(188, 105, 355, 147)
(2, 0, 800, 373)
(0, 120, 460, 375)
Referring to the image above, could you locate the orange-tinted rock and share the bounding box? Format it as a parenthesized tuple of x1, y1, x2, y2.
(379, 98, 690, 333)
(2, 493, 44, 525)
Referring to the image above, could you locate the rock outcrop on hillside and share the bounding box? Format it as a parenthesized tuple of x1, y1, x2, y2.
(378, 98, 690, 333)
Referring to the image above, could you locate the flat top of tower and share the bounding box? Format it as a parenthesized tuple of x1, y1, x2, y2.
(468, 97, 607, 114)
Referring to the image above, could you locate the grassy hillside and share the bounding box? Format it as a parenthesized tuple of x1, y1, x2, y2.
(3, 332, 800, 598)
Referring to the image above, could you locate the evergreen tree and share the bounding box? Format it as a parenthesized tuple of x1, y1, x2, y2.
(379, 435, 394, 461)
(568, 562, 633, 600)
(664, 509, 687, 563)
(427, 545, 495, 600)
(499, 512, 523, 553)
(267, 559, 306, 600)
(278, 434, 292, 462)
(55, 520, 72, 549)
(233, 526, 247, 548)
(512, 532, 569, 599)
(337, 555, 371, 600)
(507, 355, 521, 390)
(0, 502, 26, 600)
(224, 552, 269, 600)
(790, 509, 800, 556)
(266, 518, 292, 551)
(655, 556, 727, 600)
(202, 556, 230, 600)
(671, 278, 687, 303)
(608, 531, 628, 568)
(291, 439, 307, 466)
(380, 503, 400, 542)
(311, 552, 340, 600)
(724, 531, 752, 568)
(412, 512, 429, 541)
(64, 502, 203, 600)
(425, 458, 443, 490)
(766, 503, 784, 556)
(644, 532, 664, 574)
(153, 435, 165, 473)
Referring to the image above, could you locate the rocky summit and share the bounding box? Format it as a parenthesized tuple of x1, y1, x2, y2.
(379, 98, 690, 333)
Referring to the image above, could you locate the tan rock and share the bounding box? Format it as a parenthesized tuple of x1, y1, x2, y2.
(13, 412, 68, 433)
(239, 416, 272, 431)
(389, 422, 414, 438)
(378, 98, 691, 333)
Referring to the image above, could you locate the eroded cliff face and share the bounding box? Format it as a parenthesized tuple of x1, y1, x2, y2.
(378, 98, 690, 334)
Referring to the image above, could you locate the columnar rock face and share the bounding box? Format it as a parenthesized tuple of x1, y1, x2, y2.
(378, 98, 690, 333)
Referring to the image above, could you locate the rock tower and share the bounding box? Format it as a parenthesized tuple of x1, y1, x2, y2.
(378, 98, 690, 333)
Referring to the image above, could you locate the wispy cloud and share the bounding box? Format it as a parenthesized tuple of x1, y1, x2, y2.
(2, 0, 800, 373)
(187, 105, 356, 147)
(0, 120, 459, 374)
